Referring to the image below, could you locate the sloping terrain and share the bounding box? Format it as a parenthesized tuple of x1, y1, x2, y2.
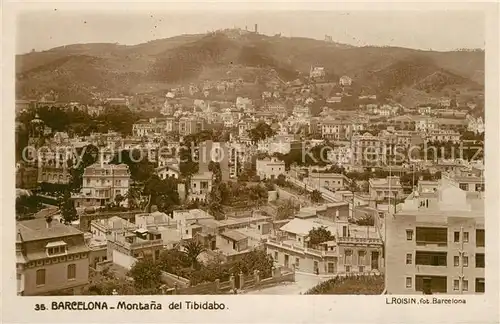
(16, 31, 484, 102)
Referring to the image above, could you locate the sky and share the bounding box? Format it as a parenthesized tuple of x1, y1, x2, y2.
(16, 10, 485, 54)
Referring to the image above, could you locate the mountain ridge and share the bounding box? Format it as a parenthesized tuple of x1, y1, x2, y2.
(16, 31, 484, 103)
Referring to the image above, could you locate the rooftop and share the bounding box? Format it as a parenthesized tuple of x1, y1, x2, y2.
(279, 218, 337, 237)
(220, 230, 248, 242)
(17, 218, 83, 242)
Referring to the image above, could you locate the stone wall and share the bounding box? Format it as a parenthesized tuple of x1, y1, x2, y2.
(168, 266, 295, 295)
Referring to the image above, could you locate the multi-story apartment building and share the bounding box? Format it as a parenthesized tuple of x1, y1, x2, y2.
(321, 119, 351, 140)
(351, 132, 386, 167)
(16, 218, 90, 296)
(425, 130, 461, 143)
(73, 163, 131, 208)
(386, 179, 485, 294)
(132, 120, 164, 137)
(179, 116, 205, 136)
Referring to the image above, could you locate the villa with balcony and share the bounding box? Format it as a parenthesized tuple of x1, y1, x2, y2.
(72, 163, 131, 208)
(265, 217, 383, 275)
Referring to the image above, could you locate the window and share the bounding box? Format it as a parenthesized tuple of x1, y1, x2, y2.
(454, 231, 460, 242)
(345, 265, 351, 273)
(476, 229, 485, 247)
(463, 256, 469, 267)
(475, 253, 485, 268)
(47, 245, 67, 255)
(36, 269, 46, 286)
(416, 227, 447, 245)
(462, 279, 468, 292)
(345, 250, 353, 265)
(406, 230, 413, 240)
(274, 252, 278, 260)
(475, 278, 485, 293)
(406, 277, 412, 288)
(459, 183, 468, 191)
(454, 256, 460, 267)
(406, 253, 412, 265)
(453, 279, 459, 291)
(67, 264, 76, 280)
(358, 266, 364, 273)
(463, 232, 469, 243)
(358, 251, 366, 265)
(415, 251, 447, 266)
(296, 258, 300, 267)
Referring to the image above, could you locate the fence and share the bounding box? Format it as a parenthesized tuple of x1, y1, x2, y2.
(167, 266, 296, 295)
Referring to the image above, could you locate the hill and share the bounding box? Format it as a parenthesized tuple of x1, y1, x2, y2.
(16, 31, 484, 103)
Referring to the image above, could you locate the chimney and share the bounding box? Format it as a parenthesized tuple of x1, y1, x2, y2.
(45, 216, 53, 229)
(254, 24, 258, 34)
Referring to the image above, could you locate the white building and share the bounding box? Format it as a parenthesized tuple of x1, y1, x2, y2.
(339, 76, 353, 86)
(256, 157, 285, 180)
(73, 163, 131, 208)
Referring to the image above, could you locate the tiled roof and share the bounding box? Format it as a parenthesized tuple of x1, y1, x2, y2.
(17, 219, 83, 242)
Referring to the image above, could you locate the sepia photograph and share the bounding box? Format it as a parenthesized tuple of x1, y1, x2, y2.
(8, 2, 493, 307)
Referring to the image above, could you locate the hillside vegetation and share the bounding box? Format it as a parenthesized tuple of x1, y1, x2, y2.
(16, 31, 484, 103)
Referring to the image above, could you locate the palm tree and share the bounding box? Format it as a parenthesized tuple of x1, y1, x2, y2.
(125, 188, 140, 210)
(183, 241, 205, 269)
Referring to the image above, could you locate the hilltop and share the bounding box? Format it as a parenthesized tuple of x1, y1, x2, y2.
(16, 30, 484, 103)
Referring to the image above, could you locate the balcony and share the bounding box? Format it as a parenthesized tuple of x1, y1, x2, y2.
(266, 239, 338, 258)
(416, 227, 448, 248)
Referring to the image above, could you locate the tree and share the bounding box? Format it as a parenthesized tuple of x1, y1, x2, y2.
(308, 226, 333, 247)
(114, 194, 125, 206)
(310, 190, 322, 203)
(158, 249, 191, 273)
(128, 257, 162, 292)
(69, 144, 99, 192)
(15, 194, 42, 218)
(276, 199, 299, 220)
(183, 241, 205, 269)
(60, 190, 77, 224)
(110, 149, 155, 183)
(143, 175, 180, 213)
(208, 161, 222, 183)
(248, 122, 276, 143)
(276, 174, 286, 187)
(125, 187, 141, 209)
(232, 249, 274, 278)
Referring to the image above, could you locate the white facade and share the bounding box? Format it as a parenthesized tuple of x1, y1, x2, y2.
(256, 157, 285, 180)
